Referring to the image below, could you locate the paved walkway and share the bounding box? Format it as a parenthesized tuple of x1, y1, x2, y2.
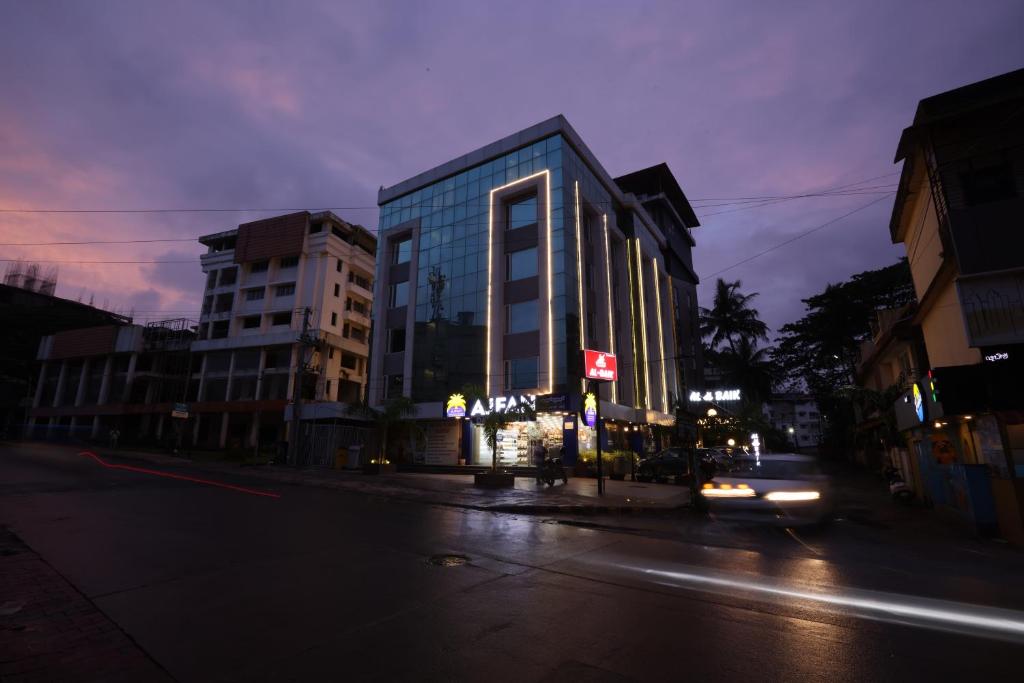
(0, 527, 170, 682)
(21, 443, 690, 515)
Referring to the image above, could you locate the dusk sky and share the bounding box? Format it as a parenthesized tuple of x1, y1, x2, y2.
(2, 1, 1022, 337)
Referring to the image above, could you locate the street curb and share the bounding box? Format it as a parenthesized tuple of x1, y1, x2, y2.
(49, 444, 690, 518)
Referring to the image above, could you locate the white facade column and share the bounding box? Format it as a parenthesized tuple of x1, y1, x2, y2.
(121, 352, 138, 404)
(32, 361, 48, 408)
(254, 349, 267, 400)
(74, 359, 90, 407)
(52, 361, 68, 408)
(224, 350, 237, 403)
(97, 356, 114, 405)
(90, 415, 101, 439)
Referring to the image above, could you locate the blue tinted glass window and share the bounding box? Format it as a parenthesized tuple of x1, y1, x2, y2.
(507, 247, 538, 281)
(506, 357, 538, 390)
(508, 196, 537, 230)
(393, 238, 411, 264)
(390, 281, 408, 308)
(507, 300, 538, 334)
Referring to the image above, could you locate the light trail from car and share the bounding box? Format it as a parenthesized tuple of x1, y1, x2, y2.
(597, 559, 1024, 642)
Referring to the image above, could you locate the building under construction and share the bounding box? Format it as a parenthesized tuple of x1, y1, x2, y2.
(27, 319, 197, 446)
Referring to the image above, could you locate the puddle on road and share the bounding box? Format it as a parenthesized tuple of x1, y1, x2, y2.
(428, 554, 469, 567)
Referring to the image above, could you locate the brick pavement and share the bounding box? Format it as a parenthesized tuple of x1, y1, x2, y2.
(0, 527, 172, 682)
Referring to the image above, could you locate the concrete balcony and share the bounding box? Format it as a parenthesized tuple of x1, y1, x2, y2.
(343, 308, 371, 328)
(956, 266, 1024, 348)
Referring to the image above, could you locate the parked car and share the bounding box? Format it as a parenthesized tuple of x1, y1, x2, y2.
(700, 453, 834, 526)
(636, 448, 691, 484)
(696, 447, 732, 470)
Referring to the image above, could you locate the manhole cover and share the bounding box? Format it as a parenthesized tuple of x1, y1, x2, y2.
(429, 554, 469, 567)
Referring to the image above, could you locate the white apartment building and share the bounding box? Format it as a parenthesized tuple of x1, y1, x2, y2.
(764, 393, 823, 452)
(189, 211, 376, 450)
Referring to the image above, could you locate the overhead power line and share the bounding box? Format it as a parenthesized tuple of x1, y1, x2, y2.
(698, 193, 895, 280)
(0, 170, 903, 220)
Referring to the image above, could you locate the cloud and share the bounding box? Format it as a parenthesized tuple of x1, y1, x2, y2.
(1, 0, 1022, 335)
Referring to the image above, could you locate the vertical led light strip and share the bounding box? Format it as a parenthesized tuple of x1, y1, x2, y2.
(602, 215, 616, 404)
(574, 181, 586, 362)
(545, 172, 553, 394)
(652, 257, 668, 414)
(635, 239, 650, 410)
(626, 240, 640, 409)
(487, 169, 553, 397)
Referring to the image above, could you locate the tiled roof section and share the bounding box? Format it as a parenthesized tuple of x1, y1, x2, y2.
(234, 212, 308, 263)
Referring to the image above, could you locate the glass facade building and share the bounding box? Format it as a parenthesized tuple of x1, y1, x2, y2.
(370, 116, 703, 464)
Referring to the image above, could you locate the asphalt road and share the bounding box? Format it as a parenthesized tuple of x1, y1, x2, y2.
(2, 442, 1023, 682)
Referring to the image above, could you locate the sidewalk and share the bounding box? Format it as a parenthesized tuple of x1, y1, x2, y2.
(0, 527, 171, 682)
(62, 444, 691, 516)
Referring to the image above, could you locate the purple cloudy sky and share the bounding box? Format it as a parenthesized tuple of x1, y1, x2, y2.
(1, 1, 1021, 336)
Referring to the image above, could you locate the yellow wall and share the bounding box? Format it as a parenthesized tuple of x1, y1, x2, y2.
(899, 160, 979, 369)
(902, 166, 944, 301)
(920, 279, 981, 367)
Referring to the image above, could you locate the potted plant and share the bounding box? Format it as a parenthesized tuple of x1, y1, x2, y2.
(474, 402, 535, 488)
(347, 396, 419, 475)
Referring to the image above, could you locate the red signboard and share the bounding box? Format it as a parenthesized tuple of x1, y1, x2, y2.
(583, 349, 617, 382)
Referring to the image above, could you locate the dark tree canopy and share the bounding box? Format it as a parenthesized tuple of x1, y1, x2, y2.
(772, 259, 915, 455)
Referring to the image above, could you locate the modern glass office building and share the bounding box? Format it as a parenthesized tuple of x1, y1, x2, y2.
(370, 116, 703, 466)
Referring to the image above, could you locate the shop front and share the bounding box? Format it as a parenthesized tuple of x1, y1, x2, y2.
(894, 365, 1022, 541)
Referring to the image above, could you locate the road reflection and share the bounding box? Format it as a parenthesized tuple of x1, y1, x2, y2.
(605, 558, 1024, 642)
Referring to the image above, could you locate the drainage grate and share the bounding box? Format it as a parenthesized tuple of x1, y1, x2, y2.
(428, 554, 469, 567)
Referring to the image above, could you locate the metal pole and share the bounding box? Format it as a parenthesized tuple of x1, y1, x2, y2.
(594, 380, 604, 496)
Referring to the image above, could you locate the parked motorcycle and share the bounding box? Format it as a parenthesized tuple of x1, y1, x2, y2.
(885, 465, 913, 503)
(540, 456, 568, 486)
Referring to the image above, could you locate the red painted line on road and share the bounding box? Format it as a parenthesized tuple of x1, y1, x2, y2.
(78, 451, 281, 499)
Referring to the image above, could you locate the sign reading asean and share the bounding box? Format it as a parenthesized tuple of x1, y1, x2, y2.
(583, 349, 617, 382)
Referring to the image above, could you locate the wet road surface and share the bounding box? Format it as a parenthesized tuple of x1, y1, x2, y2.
(2, 443, 1021, 681)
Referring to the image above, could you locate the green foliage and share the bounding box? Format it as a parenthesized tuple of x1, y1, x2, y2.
(700, 279, 770, 353)
(480, 403, 536, 471)
(346, 396, 420, 463)
(578, 449, 633, 464)
(773, 259, 915, 456)
(705, 336, 779, 407)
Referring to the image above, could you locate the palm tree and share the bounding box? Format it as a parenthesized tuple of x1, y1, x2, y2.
(714, 336, 778, 406)
(700, 279, 769, 353)
(347, 396, 419, 468)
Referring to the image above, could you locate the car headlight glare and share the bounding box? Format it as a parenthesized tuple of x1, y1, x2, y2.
(764, 491, 820, 501)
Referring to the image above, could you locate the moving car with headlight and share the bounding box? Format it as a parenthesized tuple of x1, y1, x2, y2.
(700, 454, 833, 526)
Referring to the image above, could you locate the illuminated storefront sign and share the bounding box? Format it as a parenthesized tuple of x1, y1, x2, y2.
(583, 392, 597, 427)
(445, 393, 467, 418)
(583, 349, 617, 382)
(912, 383, 924, 423)
(751, 432, 761, 458)
(984, 351, 1009, 362)
(688, 389, 741, 402)
(446, 394, 537, 418)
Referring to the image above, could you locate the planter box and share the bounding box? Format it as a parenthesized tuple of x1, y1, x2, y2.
(474, 472, 515, 489)
(363, 463, 397, 475)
